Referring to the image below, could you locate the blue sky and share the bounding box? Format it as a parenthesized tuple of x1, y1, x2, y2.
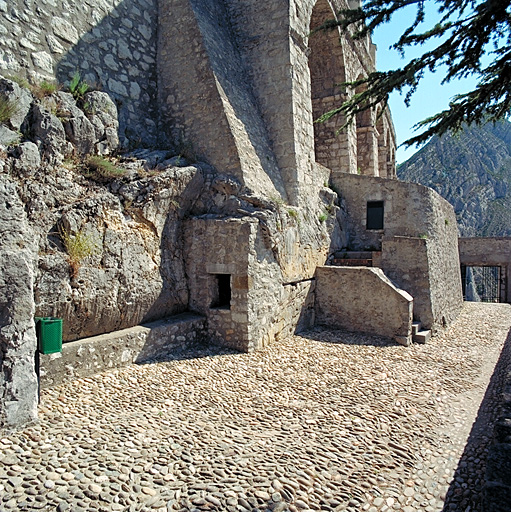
(371, 4, 480, 164)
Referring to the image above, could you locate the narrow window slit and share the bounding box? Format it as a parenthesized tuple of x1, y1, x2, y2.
(211, 274, 231, 309)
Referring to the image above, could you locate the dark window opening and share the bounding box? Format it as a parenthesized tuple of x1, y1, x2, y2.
(461, 265, 500, 303)
(367, 201, 384, 230)
(211, 274, 231, 309)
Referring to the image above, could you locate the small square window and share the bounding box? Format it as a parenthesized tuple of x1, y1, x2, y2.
(367, 201, 384, 230)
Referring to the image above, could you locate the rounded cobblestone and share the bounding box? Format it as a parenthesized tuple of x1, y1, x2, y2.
(1, 303, 510, 511)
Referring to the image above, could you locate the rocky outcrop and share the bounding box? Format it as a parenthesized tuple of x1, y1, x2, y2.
(0, 175, 38, 429)
(1, 74, 346, 350)
(0, 77, 120, 165)
(398, 120, 511, 237)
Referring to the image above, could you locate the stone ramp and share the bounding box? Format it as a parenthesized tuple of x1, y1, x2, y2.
(315, 265, 413, 345)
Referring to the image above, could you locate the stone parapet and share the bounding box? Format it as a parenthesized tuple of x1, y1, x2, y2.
(39, 313, 206, 388)
(315, 266, 413, 344)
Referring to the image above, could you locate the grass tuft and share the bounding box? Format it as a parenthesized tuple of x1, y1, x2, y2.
(0, 95, 18, 123)
(31, 80, 59, 99)
(59, 226, 100, 278)
(82, 156, 126, 181)
(4, 74, 30, 89)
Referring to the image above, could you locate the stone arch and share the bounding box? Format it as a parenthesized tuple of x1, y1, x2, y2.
(308, 0, 355, 174)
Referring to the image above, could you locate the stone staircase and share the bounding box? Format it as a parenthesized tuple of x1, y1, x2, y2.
(332, 251, 377, 267)
(412, 321, 431, 344)
(331, 251, 432, 345)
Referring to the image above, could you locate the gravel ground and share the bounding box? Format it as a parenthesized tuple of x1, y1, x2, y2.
(1, 302, 511, 512)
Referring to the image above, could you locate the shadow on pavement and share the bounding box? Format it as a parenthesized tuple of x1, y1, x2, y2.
(442, 328, 511, 512)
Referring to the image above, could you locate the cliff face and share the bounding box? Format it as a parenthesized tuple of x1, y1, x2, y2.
(397, 120, 511, 236)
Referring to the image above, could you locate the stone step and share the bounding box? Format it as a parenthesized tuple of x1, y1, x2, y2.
(413, 329, 431, 344)
(332, 258, 373, 267)
(412, 321, 422, 336)
(333, 251, 373, 259)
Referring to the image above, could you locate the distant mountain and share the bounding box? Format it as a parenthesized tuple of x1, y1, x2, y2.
(397, 119, 511, 237)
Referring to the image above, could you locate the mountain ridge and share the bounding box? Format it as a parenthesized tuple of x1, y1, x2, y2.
(397, 119, 511, 237)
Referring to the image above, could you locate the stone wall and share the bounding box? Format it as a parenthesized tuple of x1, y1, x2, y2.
(315, 266, 413, 344)
(484, 357, 511, 511)
(184, 216, 316, 352)
(336, 174, 463, 332)
(184, 193, 345, 352)
(158, 0, 396, 206)
(157, 0, 288, 202)
(459, 237, 511, 303)
(0, 0, 158, 146)
(39, 313, 206, 388)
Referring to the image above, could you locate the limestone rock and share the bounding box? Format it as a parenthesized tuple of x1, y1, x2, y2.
(0, 77, 32, 130)
(10, 142, 41, 175)
(0, 125, 21, 146)
(83, 91, 119, 154)
(0, 175, 38, 430)
(55, 92, 96, 155)
(27, 103, 66, 165)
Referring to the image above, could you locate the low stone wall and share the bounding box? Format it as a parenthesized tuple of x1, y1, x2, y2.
(39, 313, 206, 388)
(315, 266, 413, 345)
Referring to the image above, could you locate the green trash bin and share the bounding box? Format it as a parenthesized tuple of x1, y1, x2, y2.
(35, 317, 63, 354)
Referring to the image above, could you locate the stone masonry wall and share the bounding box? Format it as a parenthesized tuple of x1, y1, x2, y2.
(315, 266, 413, 344)
(184, 187, 345, 352)
(0, 0, 158, 146)
(459, 237, 511, 304)
(336, 174, 463, 332)
(157, 0, 288, 201)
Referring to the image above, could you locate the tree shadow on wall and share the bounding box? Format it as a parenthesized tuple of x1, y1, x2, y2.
(442, 328, 511, 511)
(54, 0, 158, 147)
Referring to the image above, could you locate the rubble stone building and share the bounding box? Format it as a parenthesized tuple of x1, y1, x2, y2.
(0, 0, 463, 429)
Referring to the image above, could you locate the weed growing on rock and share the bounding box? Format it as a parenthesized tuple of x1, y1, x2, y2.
(31, 80, 59, 99)
(0, 95, 18, 123)
(319, 212, 328, 223)
(59, 226, 100, 278)
(175, 139, 197, 163)
(269, 195, 286, 210)
(82, 156, 126, 181)
(4, 75, 29, 89)
(69, 72, 89, 101)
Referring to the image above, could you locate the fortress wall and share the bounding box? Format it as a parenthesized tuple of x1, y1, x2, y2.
(459, 237, 511, 304)
(0, 0, 158, 145)
(337, 174, 463, 331)
(157, 0, 287, 199)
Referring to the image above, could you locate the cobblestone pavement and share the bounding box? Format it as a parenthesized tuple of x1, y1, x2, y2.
(1, 302, 511, 512)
